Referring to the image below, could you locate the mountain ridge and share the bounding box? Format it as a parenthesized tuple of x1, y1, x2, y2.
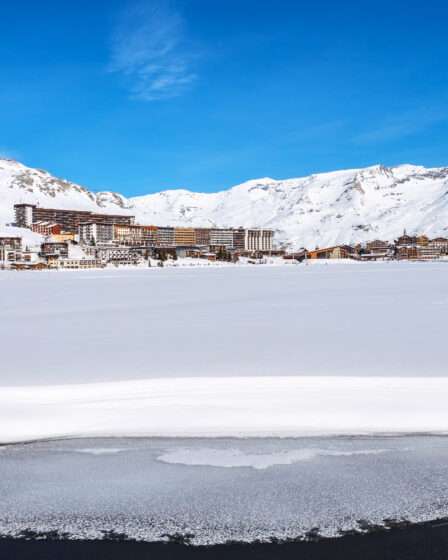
(1, 157, 448, 250)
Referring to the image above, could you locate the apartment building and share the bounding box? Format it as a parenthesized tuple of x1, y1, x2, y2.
(210, 228, 234, 247)
(32, 221, 61, 236)
(428, 238, 448, 255)
(96, 247, 140, 265)
(194, 228, 211, 246)
(40, 242, 69, 258)
(232, 228, 246, 250)
(14, 204, 34, 228)
(366, 239, 390, 253)
(395, 233, 416, 246)
(245, 229, 274, 252)
(113, 225, 157, 246)
(14, 204, 134, 233)
(52, 259, 103, 269)
(140, 226, 158, 245)
(0, 237, 22, 262)
(174, 227, 195, 246)
(416, 235, 430, 246)
(419, 245, 440, 259)
(79, 223, 114, 245)
(395, 246, 419, 259)
(157, 226, 175, 246)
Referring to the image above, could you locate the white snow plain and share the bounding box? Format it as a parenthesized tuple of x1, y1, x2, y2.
(1, 261, 448, 443)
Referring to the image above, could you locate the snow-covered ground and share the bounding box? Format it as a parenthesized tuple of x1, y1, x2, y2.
(1, 261, 448, 442)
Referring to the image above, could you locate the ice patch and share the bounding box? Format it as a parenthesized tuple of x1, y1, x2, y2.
(74, 448, 126, 455)
(156, 447, 389, 470)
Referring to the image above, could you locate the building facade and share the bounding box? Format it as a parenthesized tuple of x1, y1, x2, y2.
(14, 204, 134, 233)
(366, 239, 390, 252)
(40, 242, 69, 258)
(0, 237, 22, 262)
(244, 229, 274, 252)
(79, 223, 114, 245)
(52, 259, 102, 269)
(32, 221, 62, 236)
(194, 228, 211, 246)
(210, 228, 234, 247)
(305, 246, 349, 259)
(96, 247, 141, 265)
(232, 228, 246, 250)
(14, 204, 34, 228)
(174, 228, 195, 246)
(428, 238, 448, 255)
(50, 232, 75, 243)
(157, 227, 175, 246)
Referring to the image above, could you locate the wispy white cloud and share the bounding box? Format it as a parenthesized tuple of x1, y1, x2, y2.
(109, 1, 198, 100)
(353, 109, 448, 144)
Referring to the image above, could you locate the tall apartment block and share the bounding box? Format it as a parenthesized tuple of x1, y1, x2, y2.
(79, 223, 115, 245)
(194, 228, 211, 246)
(210, 228, 234, 247)
(174, 228, 195, 246)
(232, 228, 246, 250)
(157, 226, 175, 246)
(14, 204, 134, 233)
(112, 225, 158, 245)
(245, 229, 274, 252)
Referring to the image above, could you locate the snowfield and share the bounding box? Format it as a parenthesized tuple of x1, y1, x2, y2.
(1, 261, 448, 442)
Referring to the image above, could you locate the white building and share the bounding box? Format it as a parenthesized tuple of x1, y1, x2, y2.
(79, 223, 114, 245)
(14, 204, 34, 228)
(96, 247, 141, 265)
(50, 259, 103, 270)
(245, 229, 274, 252)
(210, 228, 234, 247)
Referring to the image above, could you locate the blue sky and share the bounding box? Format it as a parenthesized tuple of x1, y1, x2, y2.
(1, 0, 447, 196)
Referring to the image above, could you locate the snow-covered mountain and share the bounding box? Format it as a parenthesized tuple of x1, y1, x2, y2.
(1, 157, 448, 250)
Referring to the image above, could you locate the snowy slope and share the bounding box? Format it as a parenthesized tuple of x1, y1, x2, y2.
(1, 157, 448, 249)
(0, 158, 132, 224)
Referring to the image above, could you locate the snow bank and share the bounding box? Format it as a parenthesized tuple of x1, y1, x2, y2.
(1, 376, 448, 443)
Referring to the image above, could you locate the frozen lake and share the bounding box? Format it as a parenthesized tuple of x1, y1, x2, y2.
(1, 261, 448, 386)
(1, 262, 448, 442)
(1, 436, 448, 545)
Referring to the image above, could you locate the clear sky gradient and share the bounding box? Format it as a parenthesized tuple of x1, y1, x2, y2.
(1, 0, 447, 196)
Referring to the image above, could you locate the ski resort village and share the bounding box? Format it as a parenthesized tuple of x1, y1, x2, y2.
(0, 201, 447, 270)
(1, 158, 448, 270)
